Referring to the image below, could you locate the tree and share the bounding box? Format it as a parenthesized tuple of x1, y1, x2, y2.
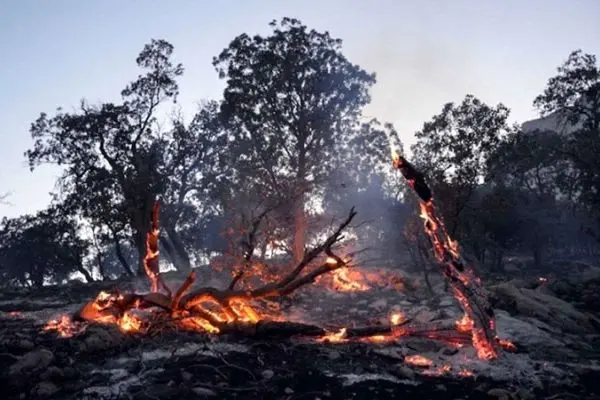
(411, 94, 512, 239)
(26, 40, 227, 274)
(213, 17, 385, 263)
(533, 49, 600, 239)
(0, 206, 92, 287)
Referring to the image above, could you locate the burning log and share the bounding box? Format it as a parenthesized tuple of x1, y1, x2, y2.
(71, 202, 361, 335)
(392, 152, 500, 359)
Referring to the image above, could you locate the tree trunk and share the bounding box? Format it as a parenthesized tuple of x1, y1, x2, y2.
(76, 263, 94, 283)
(166, 227, 191, 271)
(114, 239, 135, 276)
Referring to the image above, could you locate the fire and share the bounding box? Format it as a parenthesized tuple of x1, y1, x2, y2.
(497, 338, 517, 351)
(404, 354, 433, 367)
(318, 328, 348, 343)
(330, 268, 370, 292)
(119, 312, 143, 332)
(390, 312, 405, 326)
(455, 314, 474, 333)
(143, 202, 161, 293)
(43, 315, 86, 338)
(422, 364, 452, 376)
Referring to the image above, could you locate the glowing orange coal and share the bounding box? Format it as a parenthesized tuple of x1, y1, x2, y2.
(404, 354, 433, 367)
(318, 328, 348, 343)
(43, 315, 86, 338)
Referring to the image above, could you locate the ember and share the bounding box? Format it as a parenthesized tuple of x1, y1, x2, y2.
(404, 354, 434, 367)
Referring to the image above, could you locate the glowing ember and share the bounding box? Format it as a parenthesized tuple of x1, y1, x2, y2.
(538, 276, 548, 283)
(404, 354, 433, 367)
(6, 311, 24, 318)
(318, 328, 348, 343)
(390, 312, 405, 326)
(43, 315, 86, 338)
(458, 368, 474, 377)
(391, 152, 500, 360)
(422, 364, 452, 376)
(497, 338, 517, 351)
(143, 202, 162, 293)
(330, 268, 370, 292)
(119, 312, 143, 333)
(455, 314, 474, 333)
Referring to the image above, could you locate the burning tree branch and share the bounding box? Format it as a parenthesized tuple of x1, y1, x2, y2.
(392, 152, 500, 359)
(72, 202, 361, 335)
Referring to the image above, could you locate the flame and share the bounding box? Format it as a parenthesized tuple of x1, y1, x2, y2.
(318, 328, 348, 343)
(404, 354, 433, 367)
(330, 268, 370, 292)
(43, 315, 86, 338)
(391, 149, 402, 169)
(326, 257, 338, 265)
(390, 312, 405, 326)
(143, 202, 161, 293)
(119, 312, 143, 332)
(455, 314, 474, 333)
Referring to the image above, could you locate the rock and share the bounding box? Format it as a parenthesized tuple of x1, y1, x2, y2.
(9, 348, 54, 377)
(393, 365, 415, 380)
(441, 347, 459, 356)
(33, 381, 59, 398)
(284, 387, 294, 394)
(191, 387, 218, 397)
(438, 297, 454, 307)
(17, 339, 34, 350)
(261, 369, 274, 380)
(490, 282, 600, 334)
(181, 370, 193, 381)
(373, 347, 403, 360)
(40, 366, 63, 381)
(327, 349, 341, 360)
(486, 388, 512, 400)
(81, 327, 122, 352)
(369, 299, 387, 311)
(503, 263, 521, 274)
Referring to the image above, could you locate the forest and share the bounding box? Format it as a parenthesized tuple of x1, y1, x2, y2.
(1, 17, 600, 400)
(1, 18, 598, 288)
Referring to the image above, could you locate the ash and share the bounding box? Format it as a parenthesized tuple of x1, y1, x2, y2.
(1, 265, 599, 400)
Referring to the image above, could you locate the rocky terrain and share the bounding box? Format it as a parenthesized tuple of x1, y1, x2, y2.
(1, 264, 600, 400)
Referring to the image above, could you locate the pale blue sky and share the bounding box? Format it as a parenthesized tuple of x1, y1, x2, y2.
(1, 0, 598, 218)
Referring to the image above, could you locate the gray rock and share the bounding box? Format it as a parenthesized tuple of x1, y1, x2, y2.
(486, 388, 512, 400)
(261, 369, 274, 380)
(40, 366, 63, 381)
(33, 381, 59, 398)
(9, 348, 54, 377)
(181, 370, 193, 381)
(369, 299, 387, 311)
(191, 387, 217, 397)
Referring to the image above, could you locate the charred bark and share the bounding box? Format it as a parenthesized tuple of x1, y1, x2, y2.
(393, 154, 500, 359)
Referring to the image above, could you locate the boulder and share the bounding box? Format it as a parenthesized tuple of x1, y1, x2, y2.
(490, 282, 600, 334)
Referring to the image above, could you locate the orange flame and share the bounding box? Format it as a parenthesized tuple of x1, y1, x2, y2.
(43, 315, 86, 338)
(318, 328, 348, 343)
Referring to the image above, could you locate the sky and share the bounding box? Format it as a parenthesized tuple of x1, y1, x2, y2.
(0, 0, 599, 219)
